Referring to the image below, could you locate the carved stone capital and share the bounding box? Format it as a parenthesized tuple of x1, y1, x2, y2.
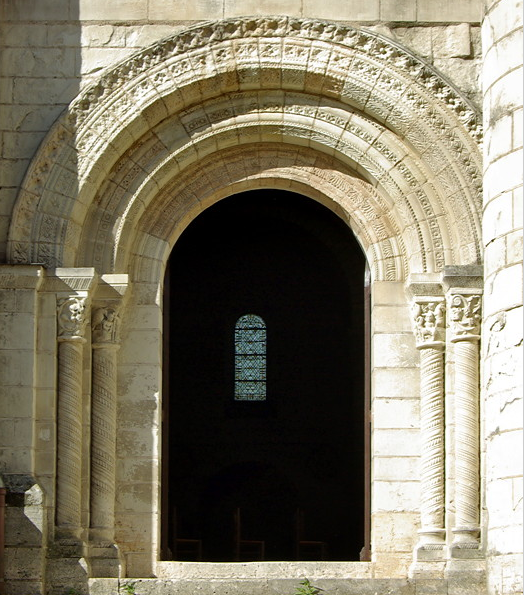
(411, 300, 446, 348)
(447, 293, 482, 342)
(91, 274, 128, 346)
(57, 296, 89, 341)
(92, 306, 121, 346)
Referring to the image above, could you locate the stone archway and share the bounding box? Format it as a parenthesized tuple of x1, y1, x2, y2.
(8, 17, 482, 277)
(162, 188, 368, 563)
(7, 17, 484, 582)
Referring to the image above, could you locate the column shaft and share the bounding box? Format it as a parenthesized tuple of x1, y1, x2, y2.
(446, 289, 482, 551)
(90, 345, 118, 538)
(56, 338, 84, 532)
(409, 293, 447, 559)
(419, 345, 446, 543)
(452, 338, 480, 543)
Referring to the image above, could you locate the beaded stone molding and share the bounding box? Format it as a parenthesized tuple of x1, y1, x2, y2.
(8, 17, 483, 276)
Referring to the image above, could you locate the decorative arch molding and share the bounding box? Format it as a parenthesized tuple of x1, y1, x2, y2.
(8, 17, 483, 277)
(121, 144, 407, 283)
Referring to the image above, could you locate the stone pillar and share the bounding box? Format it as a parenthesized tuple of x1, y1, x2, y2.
(47, 269, 96, 595)
(442, 267, 483, 558)
(88, 275, 127, 577)
(90, 307, 120, 537)
(413, 300, 446, 554)
(56, 295, 90, 539)
(483, 1, 523, 593)
(448, 291, 482, 551)
(407, 277, 446, 564)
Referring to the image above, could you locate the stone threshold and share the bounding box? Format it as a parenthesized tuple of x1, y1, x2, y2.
(90, 575, 415, 595)
(156, 561, 374, 579)
(87, 561, 489, 594)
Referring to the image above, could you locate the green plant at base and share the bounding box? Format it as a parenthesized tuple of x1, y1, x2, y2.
(293, 578, 321, 595)
(120, 580, 137, 594)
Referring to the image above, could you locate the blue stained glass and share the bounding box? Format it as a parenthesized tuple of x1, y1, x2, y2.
(235, 314, 266, 401)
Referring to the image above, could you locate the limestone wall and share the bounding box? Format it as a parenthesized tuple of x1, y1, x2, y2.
(1, 0, 482, 263)
(482, 1, 523, 594)
(371, 282, 420, 575)
(0, 1, 521, 593)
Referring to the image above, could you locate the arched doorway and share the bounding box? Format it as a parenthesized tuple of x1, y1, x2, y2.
(162, 189, 367, 561)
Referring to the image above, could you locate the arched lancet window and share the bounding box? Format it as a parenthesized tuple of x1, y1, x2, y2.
(234, 314, 267, 401)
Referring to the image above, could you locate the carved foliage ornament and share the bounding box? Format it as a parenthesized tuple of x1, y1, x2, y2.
(65, 17, 481, 139)
(9, 17, 482, 271)
(57, 297, 88, 340)
(448, 294, 481, 339)
(412, 301, 446, 346)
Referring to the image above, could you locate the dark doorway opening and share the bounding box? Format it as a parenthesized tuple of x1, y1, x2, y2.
(162, 189, 367, 561)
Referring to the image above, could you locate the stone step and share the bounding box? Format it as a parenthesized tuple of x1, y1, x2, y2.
(90, 577, 415, 595)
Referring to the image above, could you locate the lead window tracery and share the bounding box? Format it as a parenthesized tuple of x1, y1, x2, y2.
(234, 314, 266, 401)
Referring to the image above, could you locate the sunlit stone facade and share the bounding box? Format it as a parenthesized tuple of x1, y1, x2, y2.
(0, 1, 521, 593)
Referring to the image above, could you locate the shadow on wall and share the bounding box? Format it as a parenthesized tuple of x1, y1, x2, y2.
(2, 477, 50, 593)
(0, 0, 83, 593)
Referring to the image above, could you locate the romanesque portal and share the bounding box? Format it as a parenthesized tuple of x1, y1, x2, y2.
(0, 8, 521, 595)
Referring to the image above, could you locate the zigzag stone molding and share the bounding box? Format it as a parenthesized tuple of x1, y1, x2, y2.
(8, 17, 483, 273)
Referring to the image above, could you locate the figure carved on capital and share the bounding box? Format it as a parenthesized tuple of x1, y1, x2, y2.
(92, 307, 120, 344)
(448, 294, 481, 339)
(412, 301, 446, 346)
(57, 297, 88, 339)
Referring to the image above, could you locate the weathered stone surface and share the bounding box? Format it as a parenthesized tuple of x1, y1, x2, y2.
(0, 3, 521, 595)
(432, 24, 472, 58)
(482, 1, 523, 593)
(90, 576, 417, 595)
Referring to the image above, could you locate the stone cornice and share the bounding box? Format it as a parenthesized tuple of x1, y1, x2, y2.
(0, 265, 44, 290)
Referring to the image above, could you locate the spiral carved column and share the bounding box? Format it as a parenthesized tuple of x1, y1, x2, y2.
(411, 299, 446, 558)
(56, 296, 88, 539)
(90, 307, 120, 540)
(88, 297, 125, 577)
(448, 293, 482, 552)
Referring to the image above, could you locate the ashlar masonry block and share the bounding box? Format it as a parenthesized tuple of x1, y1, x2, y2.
(78, 0, 148, 20)
(432, 24, 472, 58)
(372, 332, 418, 368)
(373, 479, 420, 512)
(373, 368, 420, 398)
(303, 0, 379, 20)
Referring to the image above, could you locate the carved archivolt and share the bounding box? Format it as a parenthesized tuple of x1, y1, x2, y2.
(8, 17, 483, 279)
(117, 144, 408, 282)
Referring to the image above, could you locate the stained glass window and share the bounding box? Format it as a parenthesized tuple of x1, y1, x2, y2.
(235, 314, 267, 401)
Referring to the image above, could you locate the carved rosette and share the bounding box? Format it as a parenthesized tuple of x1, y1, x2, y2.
(90, 306, 121, 544)
(411, 300, 446, 551)
(55, 297, 89, 533)
(448, 293, 482, 549)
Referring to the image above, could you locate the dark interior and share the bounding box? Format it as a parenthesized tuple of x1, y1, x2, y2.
(163, 189, 367, 561)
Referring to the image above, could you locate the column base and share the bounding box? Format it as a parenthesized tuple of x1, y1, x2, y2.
(415, 544, 446, 562)
(450, 526, 482, 558)
(47, 542, 89, 595)
(51, 529, 85, 557)
(88, 546, 122, 578)
(414, 528, 446, 561)
(445, 558, 486, 591)
(87, 533, 124, 578)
